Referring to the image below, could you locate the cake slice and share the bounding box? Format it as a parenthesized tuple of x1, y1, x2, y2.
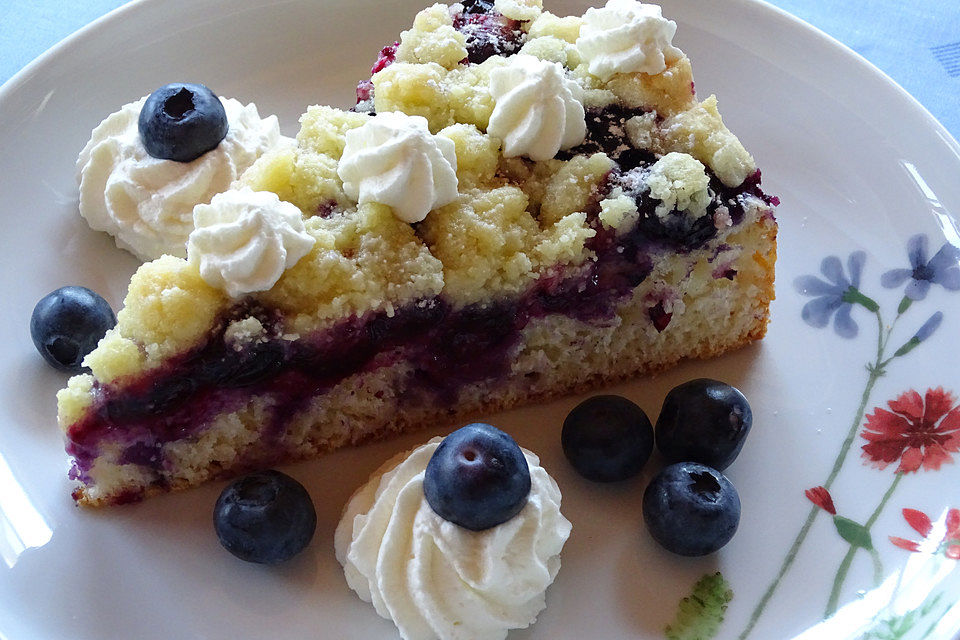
(58, 0, 778, 506)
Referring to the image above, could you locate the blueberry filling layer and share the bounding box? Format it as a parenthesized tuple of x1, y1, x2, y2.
(66, 244, 641, 488)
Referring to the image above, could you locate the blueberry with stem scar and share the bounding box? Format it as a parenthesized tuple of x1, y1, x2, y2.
(643, 462, 740, 556)
(424, 423, 531, 531)
(138, 83, 228, 162)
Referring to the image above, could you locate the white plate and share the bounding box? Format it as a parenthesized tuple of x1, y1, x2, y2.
(2, 1, 959, 638)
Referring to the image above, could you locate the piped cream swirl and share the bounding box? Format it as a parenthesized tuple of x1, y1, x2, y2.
(487, 54, 586, 161)
(337, 112, 459, 224)
(76, 97, 288, 261)
(335, 438, 571, 640)
(186, 187, 314, 298)
(576, 0, 682, 80)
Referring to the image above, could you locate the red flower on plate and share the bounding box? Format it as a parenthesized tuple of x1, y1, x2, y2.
(890, 507, 960, 559)
(860, 387, 960, 473)
(805, 486, 836, 515)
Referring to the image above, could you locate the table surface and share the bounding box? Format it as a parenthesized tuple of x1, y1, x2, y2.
(1, 0, 957, 137)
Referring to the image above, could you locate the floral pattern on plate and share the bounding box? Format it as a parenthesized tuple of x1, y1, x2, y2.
(737, 234, 960, 640)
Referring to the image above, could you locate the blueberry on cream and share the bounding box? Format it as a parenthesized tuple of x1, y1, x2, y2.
(423, 422, 531, 530)
(76, 84, 289, 261)
(138, 83, 228, 162)
(335, 432, 570, 640)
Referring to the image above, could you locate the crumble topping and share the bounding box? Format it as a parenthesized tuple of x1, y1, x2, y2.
(224, 317, 267, 348)
(257, 204, 445, 332)
(396, 3, 468, 69)
(528, 11, 583, 42)
(598, 188, 640, 234)
(518, 34, 582, 67)
(625, 111, 658, 148)
(57, 374, 95, 427)
(421, 185, 541, 303)
(539, 153, 613, 225)
(645, 152, 711, 219)
(438, 123, 500, 188)
(602, 55, 696, 114)
(298, 105, 370, 158)
(494, 0, 543, 21)
(117, 256, 227, 362)
(657, 95, 756, 187)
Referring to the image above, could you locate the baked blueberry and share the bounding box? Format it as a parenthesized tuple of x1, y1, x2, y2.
(424, 423, 531, 531)
(213, 470, 316, 564)
(561, 395, 653, 482)
(138, 83, 228, 162)
(655, 378, 752, 470)
(459, 0, 496, 14)
(30, 286, 116, 372)
(642, 462, 740, 556)
(452, 4, 524, 65)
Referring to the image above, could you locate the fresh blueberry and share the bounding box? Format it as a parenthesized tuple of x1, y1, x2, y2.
(655, 379, 752, 470)
(424, 423, 531, 531)
(213, 470, 316, 564)
(561, 395, 654, 482)
(30, 286, 117, 372)
(138, 83, 228, 162)
(642, 462, 740, 556)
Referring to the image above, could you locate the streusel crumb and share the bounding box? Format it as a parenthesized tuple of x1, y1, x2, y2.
(397, 3, 468, 69)
(527, 11, 583, 42)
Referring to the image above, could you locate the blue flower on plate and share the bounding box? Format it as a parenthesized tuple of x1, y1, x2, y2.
(795, 251, 867, 339)
(913, 311, 944, 343)
(881, 234, 960, 301)
(893, 311, 946, 358)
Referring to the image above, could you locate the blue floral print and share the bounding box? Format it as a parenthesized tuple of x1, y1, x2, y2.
(881, 234, 960, 301)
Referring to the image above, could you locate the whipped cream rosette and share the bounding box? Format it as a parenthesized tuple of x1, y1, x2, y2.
(77, 96, 289, 261)
(335, 437, 571, 640)
(576, 0, 682, 80)
(186, 187, 315, 298)
(487, 54, 586, 161)
(337, 112, 459, 223)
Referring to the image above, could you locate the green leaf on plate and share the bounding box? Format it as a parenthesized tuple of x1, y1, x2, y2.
(834, 515, 874, 550)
